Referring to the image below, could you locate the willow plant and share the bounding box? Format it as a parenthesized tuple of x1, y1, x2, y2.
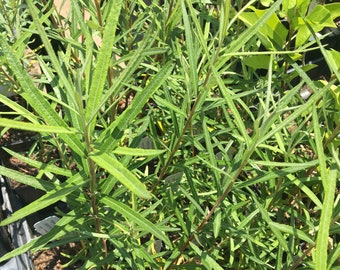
(0, 0, 339, 269)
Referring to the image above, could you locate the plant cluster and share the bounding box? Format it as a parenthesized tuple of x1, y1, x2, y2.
(0, 0, 339, 269)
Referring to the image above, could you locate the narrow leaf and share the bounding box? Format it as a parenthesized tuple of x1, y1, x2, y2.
(313, 105, 328, 187)
(0, 211, 81, 263)
(189, 242, 224, 270)
(315, 165, 337, 269)
(216, 0, 283, 70)
(153, 95, 186, 117)
(113, 147, 165, 156)
(0, 179, 83, 226)
(181, 0, 198, 95)
(213, 208, 222, 239)
(252, 192, 292, 259)
(101, 196, 172, 247)
(97, 61, 173, 152)
(0, 33, 85, 157)
(90, 152, 151, 199)
(0, 118, 76, 134)
(0, 165, 55, 191)
(86, 0, 123, 129)
(270, 222, 314, 244)
(0, 94, 37, 123)
(2, 147, 73, 177)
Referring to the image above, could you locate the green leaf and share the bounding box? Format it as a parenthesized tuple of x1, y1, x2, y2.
(216, 0, 283, 70)
(325, 50, 340, 86)
(307, 5, 336, 29)
(181, 0, 198, 95)
(0, 212, 79, 263)
(212, 66, 251, 146)
(269, 222, 314, 244)
(324, 3, 340, 20)
(90, 152, 151, 199)
(260, 0, 274, 7)
(0, 118, 76, 134)
(282, 0, 296, 18)
(2, 147, 73, 177)
(294, 5, 336, 47)
(0, 165, 55, 192)
(26, 0, 84, 132)
(244, 55, 272, 69)
(286, 174, 323, 210)
(153, 95, 187, 117)
(0, 33, 85, 157)
(101, 196, 172, 247)
(189, 242, 224, 270)
(313, 105, 328, 187)
(294, 23, 310, 48)
(238, 4, 288, 49)
(328, 83, 340, 109)
(0, 174, 84, 226)
(179, 186, 205, 216)
(328, 244, 340, 270)
(284, 0, 310, 22)
(85, 0, 123, 130)
(213, 207, 222, 239)
(0, 94, 38, 123)
(315, 164, 337, 269)
(97, 61, 173, 152)
(93, 25, 158, 117)
(251, 192, 292, 260)
(112, 147, 165, 156)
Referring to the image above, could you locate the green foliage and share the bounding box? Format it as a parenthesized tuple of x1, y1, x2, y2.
(0, 0, 339, 269)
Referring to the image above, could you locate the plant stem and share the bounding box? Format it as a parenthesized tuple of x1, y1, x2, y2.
(84, 126, 107, 263)
(94, 0, 103, 27)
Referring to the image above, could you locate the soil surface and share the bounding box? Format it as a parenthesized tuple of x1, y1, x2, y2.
(32, 243, 81, 270)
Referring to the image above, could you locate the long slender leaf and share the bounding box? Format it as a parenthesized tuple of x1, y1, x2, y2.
(269, 222, 314, 244)
(0, 174, 85, 225)
(315, 165, 337, 269)
(112, 147, 165, 156)
(0, 94, 38, 122)
(101, 196, 172, 247)
(2, 147, 73, 177)
(286, 174, 323, 209)
(97, 61, 173, 152)
(0, 118, 76, 133)
(313, 105, 328, 187)
(215, 0, 282, 70)
(0, 34, 85, 157)
(251, 191, 292, 260)
(328, 244, 340, 270)
(90, 152, 151, 199)
(0, 165, 56, 191)
(181, 0, 198, 96)
(85, 0, 123, 131)
(0, 211, 82, 263)
(93, 24, 158, 118)
(213, 66, 251, 145)
(189, 242, 224, 270)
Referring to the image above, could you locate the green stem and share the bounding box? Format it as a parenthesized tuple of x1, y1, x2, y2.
(84, 126, 107, 264)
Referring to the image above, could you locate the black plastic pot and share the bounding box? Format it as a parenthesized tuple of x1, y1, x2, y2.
(0, 174, 34, 270)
